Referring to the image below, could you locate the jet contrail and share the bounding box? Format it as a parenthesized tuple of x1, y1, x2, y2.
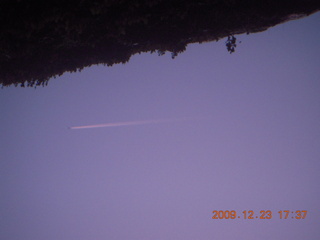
(70, 117, 194, 130)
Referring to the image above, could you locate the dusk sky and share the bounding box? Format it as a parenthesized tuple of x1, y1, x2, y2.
(1, 11, 320, 240)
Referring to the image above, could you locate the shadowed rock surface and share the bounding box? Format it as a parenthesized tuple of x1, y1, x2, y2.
(0, 0, 319, 87)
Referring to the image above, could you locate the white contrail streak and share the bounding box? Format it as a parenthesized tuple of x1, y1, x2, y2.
(70, 117, 193, 130)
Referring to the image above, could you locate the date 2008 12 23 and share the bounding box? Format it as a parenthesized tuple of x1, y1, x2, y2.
(212, 210, 308, 220)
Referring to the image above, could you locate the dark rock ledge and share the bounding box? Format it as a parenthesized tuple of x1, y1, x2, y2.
(0, 0, 319, 87)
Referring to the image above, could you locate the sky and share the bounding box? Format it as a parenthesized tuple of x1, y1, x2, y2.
(1, 12, 320, 240)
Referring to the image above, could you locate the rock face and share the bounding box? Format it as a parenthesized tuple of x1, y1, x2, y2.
(0, 0, 319, 87)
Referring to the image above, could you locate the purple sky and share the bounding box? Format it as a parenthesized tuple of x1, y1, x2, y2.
(1, 12, 320, 240)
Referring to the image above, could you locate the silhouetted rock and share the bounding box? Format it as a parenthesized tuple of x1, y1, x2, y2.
(0, 0, 319, 87)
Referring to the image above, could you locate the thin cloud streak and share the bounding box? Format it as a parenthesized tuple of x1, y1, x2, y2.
(70, 117, 200, 130)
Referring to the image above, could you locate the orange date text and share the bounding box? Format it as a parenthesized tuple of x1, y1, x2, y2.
(211, 210, 308, 219)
